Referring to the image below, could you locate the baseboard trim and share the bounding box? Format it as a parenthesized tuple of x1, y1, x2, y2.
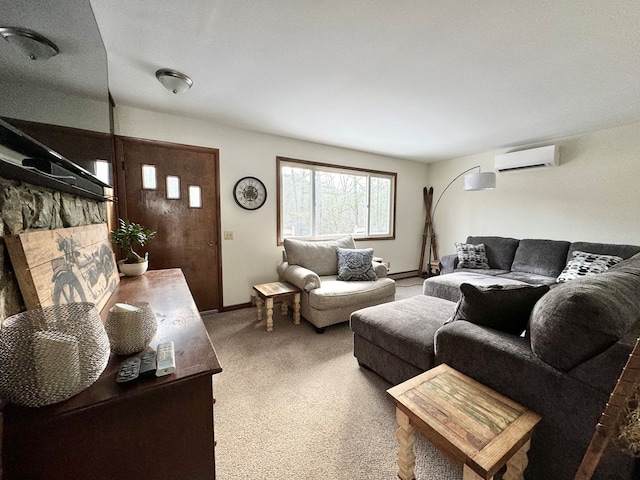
(389, 270, 420, 280)
(218, 302, 252, 313)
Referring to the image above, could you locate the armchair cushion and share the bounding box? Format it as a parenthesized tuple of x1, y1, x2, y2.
(283, 236, 355, 276)
(336, 248, 377, 281)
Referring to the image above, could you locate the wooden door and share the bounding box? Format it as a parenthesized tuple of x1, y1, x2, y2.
(114, 136, 222, 311)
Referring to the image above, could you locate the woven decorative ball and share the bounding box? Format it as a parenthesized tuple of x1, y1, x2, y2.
(0, 303, 110, 408)
(105, 302, 157, 355)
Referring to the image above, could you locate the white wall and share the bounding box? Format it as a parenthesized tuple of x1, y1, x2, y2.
(427, 121, 640, 259)
(0, 82, 110, 133)
(113, 106, 429, 307)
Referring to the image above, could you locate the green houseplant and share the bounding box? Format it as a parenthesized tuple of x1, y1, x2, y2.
(111, 219, 156, 276)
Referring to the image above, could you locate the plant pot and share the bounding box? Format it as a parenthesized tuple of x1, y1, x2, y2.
(118, 259, 148, 277)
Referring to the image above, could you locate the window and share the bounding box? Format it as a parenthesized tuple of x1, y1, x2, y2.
(188, 185, 202, 208)
(166, 175, 180, 199)
(277, 157, 396, 243)
(142, 165, 157, 189)
(94, 159, 111, 185)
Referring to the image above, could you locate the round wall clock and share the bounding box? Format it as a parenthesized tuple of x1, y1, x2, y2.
(233, 176, 267, 210)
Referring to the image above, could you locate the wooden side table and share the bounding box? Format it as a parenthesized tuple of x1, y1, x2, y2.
(253, 281, 301, 332)
(387, 364, 541, 480)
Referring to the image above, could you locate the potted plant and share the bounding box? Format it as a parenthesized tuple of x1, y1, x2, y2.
(110, 218, 156, 276)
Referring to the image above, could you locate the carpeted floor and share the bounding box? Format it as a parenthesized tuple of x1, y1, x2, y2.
(203, 277, 460, 479)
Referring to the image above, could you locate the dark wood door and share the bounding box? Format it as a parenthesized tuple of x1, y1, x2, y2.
(114, 136, 222, 311)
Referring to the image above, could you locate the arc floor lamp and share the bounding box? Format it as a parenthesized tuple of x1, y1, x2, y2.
(420, 165, 496, 277)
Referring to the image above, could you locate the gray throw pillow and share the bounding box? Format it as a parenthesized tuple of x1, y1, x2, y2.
(455, 242, 490, 269)
(447, 283, 550, 335)
(556, 250, 623, 283)
(336, 248, 378, 281)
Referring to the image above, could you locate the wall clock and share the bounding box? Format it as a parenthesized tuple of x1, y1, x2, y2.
(233, 176, 267, 210)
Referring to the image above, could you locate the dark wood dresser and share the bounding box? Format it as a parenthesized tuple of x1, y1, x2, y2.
(1, 269, 222, 479)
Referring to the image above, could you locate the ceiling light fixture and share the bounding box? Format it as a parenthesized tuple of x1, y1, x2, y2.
(155, 69, 193, 94)
(0, 27, 59, 60)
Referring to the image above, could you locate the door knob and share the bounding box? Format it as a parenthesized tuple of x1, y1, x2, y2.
(208, 241, 214, 247)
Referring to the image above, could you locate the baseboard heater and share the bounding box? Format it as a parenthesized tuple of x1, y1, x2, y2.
(494, 145, 559, 172)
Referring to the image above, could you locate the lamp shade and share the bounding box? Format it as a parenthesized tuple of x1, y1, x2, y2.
(156, 69, 193, 94)
(0, 27, 59, 60)
(463, 172, 496, 191)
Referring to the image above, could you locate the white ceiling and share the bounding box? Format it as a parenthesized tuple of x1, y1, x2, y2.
(18, 1, 640, 162)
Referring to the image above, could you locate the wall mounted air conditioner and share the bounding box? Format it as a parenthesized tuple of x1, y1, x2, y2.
(494, 145, 559, 172)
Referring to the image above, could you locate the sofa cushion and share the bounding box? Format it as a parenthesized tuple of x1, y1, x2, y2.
(568, 242, 640, 262)
(283, 236, 355, 276)
(529, 270, 640, 371)
(610, 252, 640, 273)
(350, 295, 456, 372)
(498, 271, 558, 285)
(448, 283, 550, 335)
(466, 236, 520, 270)
(423, 272, 529, 303)
(556, 250, 623, 283)
(455, 242, 490, 269)
(336, 247, 377, 281)
(511, 239, 570, 277)
(308, 276, 395, 310)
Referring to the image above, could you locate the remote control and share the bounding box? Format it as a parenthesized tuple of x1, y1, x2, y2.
(138, 349, 157, 377)
(156, 341, 176, 377)
(116, 357, 141, 383)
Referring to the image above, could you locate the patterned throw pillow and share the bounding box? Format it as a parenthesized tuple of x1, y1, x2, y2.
(557, 251, 623, 283)
(455, 243, 490, 269)
(336, 248, 378, 281)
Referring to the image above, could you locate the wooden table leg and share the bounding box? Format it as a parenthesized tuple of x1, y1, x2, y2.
(396, 409, 416, 480)
(281, 300, 288, 316)
(463, 465, 487, 479)
(255, 296, 263, 322)
(265, 298, 274, 332)
(293, 292, 301, 325)
(503, 439, 531, 480)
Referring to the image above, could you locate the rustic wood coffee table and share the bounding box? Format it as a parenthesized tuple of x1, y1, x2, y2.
(387, 364, 541, 480)
(253, 281, 301, 332)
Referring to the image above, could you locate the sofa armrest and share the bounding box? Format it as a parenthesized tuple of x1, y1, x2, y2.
(373, 262, 388, 278)
(276, 261, 289, 279)
(439, 253, 458, 274)
(279, 263, 321, 292)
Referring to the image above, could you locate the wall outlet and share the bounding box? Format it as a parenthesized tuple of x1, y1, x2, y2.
(224, 231, 234, 240)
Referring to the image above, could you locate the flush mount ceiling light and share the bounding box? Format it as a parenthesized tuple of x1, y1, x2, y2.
(0, 27, 59, 60)
(155, 69, 193, 94)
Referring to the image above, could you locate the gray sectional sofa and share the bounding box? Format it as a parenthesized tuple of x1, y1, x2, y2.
(350, 236, 640, 480)
(425, 235, 640, 301)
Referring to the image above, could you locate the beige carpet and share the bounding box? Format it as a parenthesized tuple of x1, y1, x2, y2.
(203, 278, 460, 480)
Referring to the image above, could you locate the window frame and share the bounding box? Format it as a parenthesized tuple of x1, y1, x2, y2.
(276, 156, 397, 245)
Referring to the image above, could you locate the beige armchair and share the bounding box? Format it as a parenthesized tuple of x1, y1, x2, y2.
(277, 236, 396, 333)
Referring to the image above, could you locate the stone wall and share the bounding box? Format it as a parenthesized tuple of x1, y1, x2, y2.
(0, 176, 107, 323)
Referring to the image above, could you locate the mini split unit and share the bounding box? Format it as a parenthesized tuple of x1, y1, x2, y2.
(494, 145, 559, 172)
